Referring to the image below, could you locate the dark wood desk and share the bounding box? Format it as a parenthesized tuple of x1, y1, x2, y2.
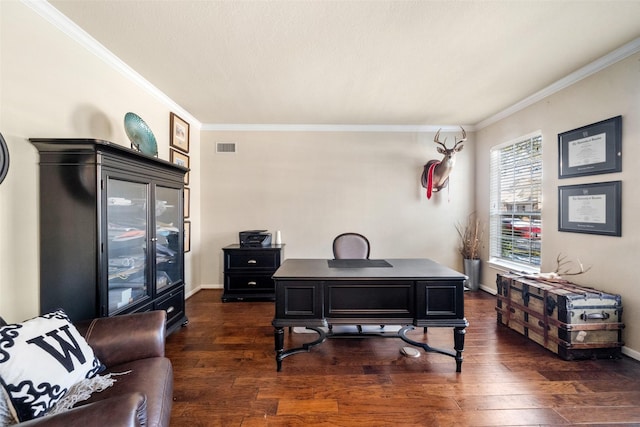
(272, 258, 469, 372)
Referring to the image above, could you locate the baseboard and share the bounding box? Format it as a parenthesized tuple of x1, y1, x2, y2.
(464, 284, 496, 295)
(622, 346, 640, 362)
(478, 284, 496, 295)
(200, 284, 223, 289)
(185, 284, 222, 299)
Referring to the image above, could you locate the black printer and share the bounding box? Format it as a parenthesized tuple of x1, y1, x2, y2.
(239, 230, 272, 247)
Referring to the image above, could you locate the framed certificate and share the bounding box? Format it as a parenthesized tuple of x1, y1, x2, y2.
(558, 116, 621, 178)
(558, 181, 621, 236)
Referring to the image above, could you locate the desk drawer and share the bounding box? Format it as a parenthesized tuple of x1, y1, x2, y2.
(226, 273, 275, 291)
(225, 251, 279, 270)
(325, 282, 413, 319)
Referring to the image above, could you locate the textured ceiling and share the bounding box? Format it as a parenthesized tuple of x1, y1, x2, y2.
(50, 0, 640, 127)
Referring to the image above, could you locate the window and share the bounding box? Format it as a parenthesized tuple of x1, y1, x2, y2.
(490, 132, 542, 270)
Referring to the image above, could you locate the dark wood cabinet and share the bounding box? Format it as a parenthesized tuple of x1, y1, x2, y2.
(222, 244, 284, 302)
(29, 138, 188, 335)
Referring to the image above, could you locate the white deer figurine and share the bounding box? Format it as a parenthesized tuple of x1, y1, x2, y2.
(421, 127, 466, 199)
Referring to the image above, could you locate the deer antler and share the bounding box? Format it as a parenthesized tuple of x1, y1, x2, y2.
(453, 127, 467, 149)
(434, 127, 466, 150)
(554, 253, 592, 276)
(434, 129, 448, 149)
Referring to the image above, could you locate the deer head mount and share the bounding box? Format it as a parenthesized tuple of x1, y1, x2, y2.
(421, 126, 466, 199)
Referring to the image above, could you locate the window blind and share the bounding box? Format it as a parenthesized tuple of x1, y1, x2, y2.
(490, 133, 542, 269)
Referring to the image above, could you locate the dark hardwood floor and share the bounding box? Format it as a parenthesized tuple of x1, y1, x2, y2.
(166, 289, 640, 426)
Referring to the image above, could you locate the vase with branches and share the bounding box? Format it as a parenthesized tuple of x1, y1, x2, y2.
(456, 213, 484, 260)
(456, 213, 484, 291)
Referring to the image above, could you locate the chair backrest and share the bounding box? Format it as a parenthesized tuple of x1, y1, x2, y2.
(333, 233, 370, 259)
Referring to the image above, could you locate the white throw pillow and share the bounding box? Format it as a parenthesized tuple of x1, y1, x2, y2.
(0, 310, 103, 423)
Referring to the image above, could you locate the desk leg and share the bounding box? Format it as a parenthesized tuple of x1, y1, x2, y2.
(274, 327, 285, 372)
(274, 326, 327, 372)
(399, 325, 467, 372)
(454, 326, 466, 373)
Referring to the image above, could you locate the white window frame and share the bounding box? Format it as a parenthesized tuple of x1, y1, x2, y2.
(489, 131, 542, 273)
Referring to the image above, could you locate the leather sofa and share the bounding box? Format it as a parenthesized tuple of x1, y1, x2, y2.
(5, 311, 173, 427)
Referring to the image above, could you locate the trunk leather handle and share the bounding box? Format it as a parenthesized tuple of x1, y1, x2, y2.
(581, 311, 610, 321)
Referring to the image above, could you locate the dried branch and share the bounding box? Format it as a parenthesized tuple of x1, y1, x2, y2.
(456, 213, 484, 260)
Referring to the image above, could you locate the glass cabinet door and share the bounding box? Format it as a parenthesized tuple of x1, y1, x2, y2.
(155, 185, 182, 293)
(106, 178, 150, 315)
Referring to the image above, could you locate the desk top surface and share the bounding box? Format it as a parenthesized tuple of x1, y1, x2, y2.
(273, 258, 466, 280)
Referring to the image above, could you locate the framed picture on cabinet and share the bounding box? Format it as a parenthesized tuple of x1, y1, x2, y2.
(558, 181, 621, 236)
(184, 220, 191, 252)
(184, 187, 190, 218)
(170, 149, 189, 185)
(558, 116, 622, 178)
(170, 112, 190, 153)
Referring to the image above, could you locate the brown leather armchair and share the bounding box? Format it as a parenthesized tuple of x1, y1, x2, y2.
(10, 311, 173, 427)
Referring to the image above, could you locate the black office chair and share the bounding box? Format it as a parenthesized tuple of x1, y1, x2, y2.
(332, 233, 382, 333)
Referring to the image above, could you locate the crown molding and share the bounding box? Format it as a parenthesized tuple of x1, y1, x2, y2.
(201, 123, 473, 133)
(476, 36, 640, 130)
(22, 0, 201, 129)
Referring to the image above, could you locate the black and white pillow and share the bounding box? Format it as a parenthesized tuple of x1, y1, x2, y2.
(0, 310, 103, 423)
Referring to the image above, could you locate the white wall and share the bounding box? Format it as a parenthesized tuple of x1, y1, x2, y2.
(0, 1, 201, 322)
(475, 52, 640, 357)
(200, 129, 475, 286)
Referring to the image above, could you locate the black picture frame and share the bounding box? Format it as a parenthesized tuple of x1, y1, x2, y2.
(558, 181, 621, 236)
(558, 115, 621, 178)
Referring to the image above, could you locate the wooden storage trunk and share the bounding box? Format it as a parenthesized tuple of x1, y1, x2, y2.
(496, 273, 624, 360)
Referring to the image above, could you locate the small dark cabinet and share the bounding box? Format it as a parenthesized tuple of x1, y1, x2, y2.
(29, 138, 188, 335)
(222, 244, 284, 302)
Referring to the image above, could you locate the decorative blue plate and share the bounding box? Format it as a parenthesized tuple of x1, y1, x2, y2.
(124, 112, 158, 157)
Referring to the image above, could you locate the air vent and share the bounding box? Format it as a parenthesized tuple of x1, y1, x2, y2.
(216, 142, 236, 153)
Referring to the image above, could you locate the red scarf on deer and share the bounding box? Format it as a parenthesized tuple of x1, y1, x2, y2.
(425, 160, 440, 199)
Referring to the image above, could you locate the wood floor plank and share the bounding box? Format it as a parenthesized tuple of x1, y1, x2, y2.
(337, 396, 461, 413)
(417, 380, 588, 397)
(456, 394, 557, 410)
(555, 406, 640, 424)
(435, 408, 569, 426)
(276, 398, 339, 415)
(551, 391, 640, 407)
(166, 289, 640, 426)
